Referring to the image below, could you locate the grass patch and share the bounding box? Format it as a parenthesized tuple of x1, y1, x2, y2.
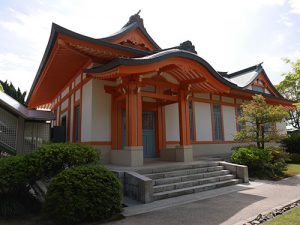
(264, 206, 300, 225)
(285, 164, 300, 177)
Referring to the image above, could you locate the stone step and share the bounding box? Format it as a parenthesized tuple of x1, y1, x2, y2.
(145, 165, 224, 179)
(153, 174, 235, 193)
(153, 170, 231, 186)
(153, 179, 241, 201)
(137, 162, 219, 175)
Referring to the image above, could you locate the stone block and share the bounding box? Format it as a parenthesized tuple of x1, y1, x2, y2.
(220, 161, 249, 183)
(110, 146, 143, 166)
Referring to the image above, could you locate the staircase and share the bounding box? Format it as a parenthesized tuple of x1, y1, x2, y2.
(136, 162, 241, 201)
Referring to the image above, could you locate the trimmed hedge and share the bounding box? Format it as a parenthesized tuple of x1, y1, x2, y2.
(231, 145, 289, 178)
(44, 165, 122, 225)
(0, 190, 41, 217)
(0, 156, 29, 193)
(290, 153, 300, 163)
(0, 143, 100, 217)
(281, 131, 300, 153)
(0, 156, 41, 217)
(26, 143, 100, 181)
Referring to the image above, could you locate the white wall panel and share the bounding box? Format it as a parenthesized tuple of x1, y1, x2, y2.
(165, 103, 180, 141)
(91, 80, 112, 141)
(222, 105, 236, 141)
(81, 80, 93, 141)
(194, 102, 212, 141)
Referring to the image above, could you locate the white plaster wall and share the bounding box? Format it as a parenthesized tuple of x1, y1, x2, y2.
(194, 102, 212, 141)
(69, 94, 74, 142)
(91, 80, 112, 141)
(165, 103, 180, 141)
(81, 80, 93, 141)
(61, 86, 69, 99)
(56, 106, 60, 126)
(60, 99, 68, 111)
(222, 105, 237, 141)
(75, 89, 80, 101)
(276, 121, 287, 135)
(75, 74, 81, 86)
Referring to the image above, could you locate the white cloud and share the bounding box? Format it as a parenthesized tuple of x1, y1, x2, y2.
(0, 0, 299, 94)
(289, 0, 300, 14)
(278, 14, 294, 27)
(0, 53, 35, 94)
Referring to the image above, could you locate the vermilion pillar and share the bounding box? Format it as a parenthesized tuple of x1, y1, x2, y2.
(178, 89, 191, 146)
(125, 80, 142, 146)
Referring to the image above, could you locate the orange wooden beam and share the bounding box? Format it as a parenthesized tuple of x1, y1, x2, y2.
(141, 92, 178, 102)
(178, 89, 191, 145)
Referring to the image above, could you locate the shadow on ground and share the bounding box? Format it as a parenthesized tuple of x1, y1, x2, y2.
(104, 192, 266, 225)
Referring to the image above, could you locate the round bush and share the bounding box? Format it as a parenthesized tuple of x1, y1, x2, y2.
(0, 190, 41, 217)
(0, 156, 28, 193)
(26, 143, 100, 180)
(44, 165, 122, 224)
(0, 156, 41, 217)
(281, 131, 300, 153)
(231, 145, 289, 178)
(290, 153, 300, 163)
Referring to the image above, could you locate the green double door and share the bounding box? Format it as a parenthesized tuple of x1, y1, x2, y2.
(122, 111, 156, 158)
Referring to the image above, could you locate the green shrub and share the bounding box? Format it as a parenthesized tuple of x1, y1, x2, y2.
(290, 153, 300, 163)
(0, 156, 29, 193)
(265, 146, 289, 177)
(281, 131, 300, 153)
(26, 143, 100, 180)
(0, 156, 41, 217)
(0, 143, 100, 218)
(0, 190, 41, 217)
(44, 165, 122, 225)
(231, 145, 289, 178)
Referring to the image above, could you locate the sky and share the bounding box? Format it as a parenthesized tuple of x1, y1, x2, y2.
(0, 0, 300, 96)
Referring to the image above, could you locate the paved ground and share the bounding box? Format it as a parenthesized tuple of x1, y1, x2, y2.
(105, 175, 300, 225)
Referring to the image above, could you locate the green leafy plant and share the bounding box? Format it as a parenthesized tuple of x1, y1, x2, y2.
(0, 156, 29, 193)
(290, 153, 300, 163)
(44, 165, 122, 225)
(0, 143, 100, 217)
(0, 156, 41, 217)
(26, 143, 100, 181)
(276, 57, 300, 129)
(231, 145, 289, 178)
(281, 131, 300, 154)
(234, 95, 288, 149)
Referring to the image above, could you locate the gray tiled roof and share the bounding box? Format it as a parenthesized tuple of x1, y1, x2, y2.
(0, 91, 55, 121)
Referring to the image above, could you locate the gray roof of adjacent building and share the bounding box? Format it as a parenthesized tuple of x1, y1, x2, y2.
(0, 91, 55, 121)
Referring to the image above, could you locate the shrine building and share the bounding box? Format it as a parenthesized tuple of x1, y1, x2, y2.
(27, 13, 293, 166)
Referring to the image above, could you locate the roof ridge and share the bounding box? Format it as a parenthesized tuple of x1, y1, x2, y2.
(156, 40, 197, 54)
(226, 62, 263, 78)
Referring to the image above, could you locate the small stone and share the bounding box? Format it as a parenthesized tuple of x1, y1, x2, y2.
(252, 220, 260, 224)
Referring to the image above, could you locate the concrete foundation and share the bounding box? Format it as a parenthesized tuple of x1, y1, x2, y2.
(160, 145, 193, 162)
(111, 146, 144, 166)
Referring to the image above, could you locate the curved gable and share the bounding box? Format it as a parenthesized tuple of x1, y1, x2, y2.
(246, 70, 282, 97)
(100, 11, 161, 51)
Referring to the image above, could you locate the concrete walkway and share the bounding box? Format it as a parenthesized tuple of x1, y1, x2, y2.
(105, 175, 300, 225)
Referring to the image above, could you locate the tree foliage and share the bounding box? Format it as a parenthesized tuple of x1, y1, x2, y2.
(0, 80, 27, 105)
(234, 95, 288, 149)
(276, 57, 300, 129)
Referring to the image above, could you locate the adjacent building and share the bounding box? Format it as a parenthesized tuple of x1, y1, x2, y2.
(0, 91, 54, 154)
